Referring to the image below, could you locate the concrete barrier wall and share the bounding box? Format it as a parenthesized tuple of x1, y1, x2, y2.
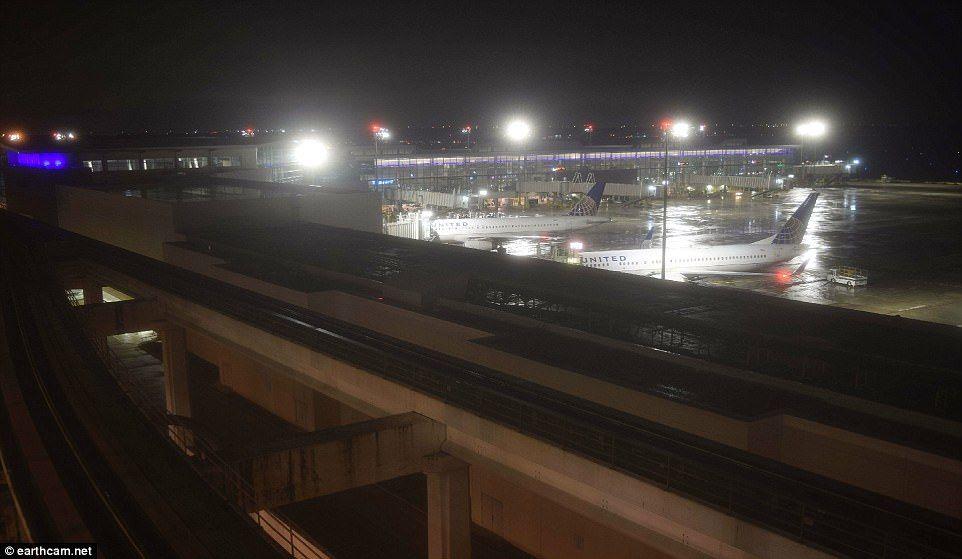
(471, 467, 677, 559)
(185, 329, 318, 431)
(57, 186, 178, 261)
(56, 186, 382, 262)
(297, 191, 383, 233)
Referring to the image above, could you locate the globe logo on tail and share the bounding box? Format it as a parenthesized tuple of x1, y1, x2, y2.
(568, 182, 606, 217)
(772, 192, 819, 245)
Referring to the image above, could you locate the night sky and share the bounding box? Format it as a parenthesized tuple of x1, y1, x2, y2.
(1, 1, 960, 132)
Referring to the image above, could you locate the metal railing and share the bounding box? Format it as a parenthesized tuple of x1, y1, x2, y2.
(464, 277, 962, 422)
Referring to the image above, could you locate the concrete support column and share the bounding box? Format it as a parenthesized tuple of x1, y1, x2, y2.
(161, 325, 193, 452)
(81, 282, 103, 305)
(424, 454, 471, 559)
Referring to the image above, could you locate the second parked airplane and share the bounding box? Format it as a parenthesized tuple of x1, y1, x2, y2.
(430, 182, 610, 242)
(578, 191, 819, 277)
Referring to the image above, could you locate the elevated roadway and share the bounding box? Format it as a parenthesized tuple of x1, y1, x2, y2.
(2, 211, 959, 558)
(0, 217, 285, 556)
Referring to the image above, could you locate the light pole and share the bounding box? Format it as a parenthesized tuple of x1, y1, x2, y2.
(505, 118, 531, 214)
(372, 125, 390, 190)
(794, 119, 827, 183)
(293, 138, 331, 185)
(660, 120, 690, 280)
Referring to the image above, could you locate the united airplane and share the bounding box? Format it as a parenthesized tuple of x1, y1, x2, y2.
(430, 182, 610, 242)
(579, 192, 819, 278)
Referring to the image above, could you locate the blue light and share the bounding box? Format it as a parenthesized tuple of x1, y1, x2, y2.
(10, 152, 69, 169)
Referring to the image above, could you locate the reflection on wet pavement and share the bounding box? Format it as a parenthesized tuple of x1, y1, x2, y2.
(468, 188, 962, 326)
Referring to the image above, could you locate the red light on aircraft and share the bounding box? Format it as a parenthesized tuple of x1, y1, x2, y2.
(775, 268, 792, 284)
(659, 119, 672, 131)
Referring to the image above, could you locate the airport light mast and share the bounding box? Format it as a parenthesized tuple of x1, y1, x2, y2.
(505, 118, 531, 214)
(372, 125, 391, 156)
(661, 120, 690, 280)
(795, 119, 827, 183)
(370, 125, 390, 193)
(292, 138, 331, 185)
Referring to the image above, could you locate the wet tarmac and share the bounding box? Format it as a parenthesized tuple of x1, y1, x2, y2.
(488, 187, 962, 326)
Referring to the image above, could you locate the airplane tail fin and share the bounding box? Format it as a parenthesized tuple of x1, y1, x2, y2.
(568, 182, 606, 216)
(641, 226, 655, 248)
(772, 192, 819, 245)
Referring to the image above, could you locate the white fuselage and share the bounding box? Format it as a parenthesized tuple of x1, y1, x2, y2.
(579, 241, 806, 275)
(431, 215, 609, 241)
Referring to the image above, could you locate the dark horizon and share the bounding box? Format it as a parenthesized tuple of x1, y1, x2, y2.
(2, 1, 960, 133)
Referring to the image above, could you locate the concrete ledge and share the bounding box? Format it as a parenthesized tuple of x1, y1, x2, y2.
(236, 412, 445, 509)
(76, 298, 162, 336)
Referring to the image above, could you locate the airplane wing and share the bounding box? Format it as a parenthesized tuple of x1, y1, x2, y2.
(681, 259, 811, 280)
(458, 233, 564, 242)
(680, 270, 785, 282)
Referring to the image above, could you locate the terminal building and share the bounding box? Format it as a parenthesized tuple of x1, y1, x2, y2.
(0, 135, 382, 257)
(1, 134, 837, 212)
(372, 144, 801, 207)
(374, 144, 798, 191)
(0, 133, 357, 185)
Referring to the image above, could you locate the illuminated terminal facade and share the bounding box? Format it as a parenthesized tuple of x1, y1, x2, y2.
(1, 138, 320, 185)
(371, 145, 800, 193)
(2, 134, 800, 198)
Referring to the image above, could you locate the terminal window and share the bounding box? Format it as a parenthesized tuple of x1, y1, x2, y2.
(212, 156, 241, 167)
(144, 158, 176, 170)
(177, 157, 209, 169)
(106, 159, 140, 171)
